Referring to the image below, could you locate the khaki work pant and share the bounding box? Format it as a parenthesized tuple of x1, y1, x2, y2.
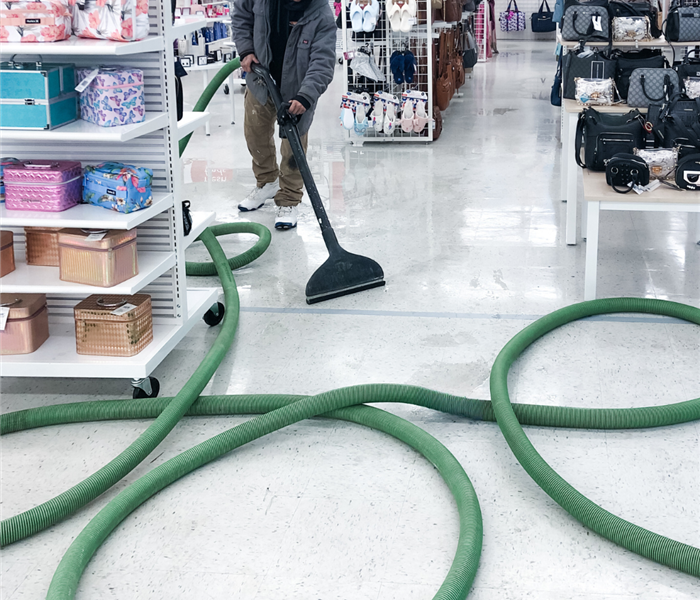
(244, 88, 309, 206)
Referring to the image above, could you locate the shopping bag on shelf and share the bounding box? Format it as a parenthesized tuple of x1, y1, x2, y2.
(499, 0, 526, 32)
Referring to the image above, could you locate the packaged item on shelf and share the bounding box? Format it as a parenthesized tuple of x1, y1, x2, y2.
(684, 77, 700, 98)
(0, 230, 16, 277)
(371, 91, 400, 135)
(25, 226, 62, 266)
(634, 147, 679, 180)
(0, 61, 77, 130)
(0, 158, 21, 202)
(82, 162, 152, 213)
(0, 293, 50, 355)
(73, 294, 153, 356)
(612, 16, 651, 41)
(4, 160, 82, 212)
(574, 77, 616, 106)
(0, 0, 72, 42)
(71, 0, 150, 42)
(58, 228, 138, 287)
(75, 67, 145, 127)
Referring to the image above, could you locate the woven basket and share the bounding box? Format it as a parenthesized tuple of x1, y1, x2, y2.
(74, 294, 153, 356)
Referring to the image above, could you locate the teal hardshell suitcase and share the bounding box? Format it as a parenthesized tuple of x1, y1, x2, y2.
(0, 61, 78, 130)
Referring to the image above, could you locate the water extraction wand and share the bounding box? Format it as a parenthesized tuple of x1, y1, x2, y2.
(251, 64, 386, 304)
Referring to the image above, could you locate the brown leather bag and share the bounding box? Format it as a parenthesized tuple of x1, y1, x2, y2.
(451, 30, 465, 89)
(434, 31, 452, 111)
(433, 104, 443, 140)
(444, 0, 462, 22)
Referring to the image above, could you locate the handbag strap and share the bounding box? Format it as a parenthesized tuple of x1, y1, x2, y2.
(639, 73, 671, 102)
(575, 111, 588, 168)
(539, 0, 551, 12)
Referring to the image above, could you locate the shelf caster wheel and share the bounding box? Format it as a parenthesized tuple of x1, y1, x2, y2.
(224, 84, 230, 95)
(203, 302, 225, 327)
(132, 377, 160, 399)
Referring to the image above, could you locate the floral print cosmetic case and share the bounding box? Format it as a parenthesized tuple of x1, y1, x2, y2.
(83, 162, 153, 213)
(71, 0, 149, 42)
(0, 0, 72, 43)
(76, 67, 145, 127)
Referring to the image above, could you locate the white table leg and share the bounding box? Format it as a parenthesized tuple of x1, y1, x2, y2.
(584, 200, 600, 301)
(566, 112, 578, 245)
(561, 104, 568, 201)
(229, 72, 235, 124)
(203, 70, 210, 136)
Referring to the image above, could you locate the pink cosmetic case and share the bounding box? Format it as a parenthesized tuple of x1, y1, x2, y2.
(4, 160, 82, 212)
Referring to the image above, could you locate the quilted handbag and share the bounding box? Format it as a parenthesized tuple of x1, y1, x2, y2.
(0, 0, 71, 42)
(627, 68, 679, 108)
(562, 46, 617, 99)
(575, 107, 645, 171)
(665, 6, 700, 43)
(531, 0, 556, 32)
(499, 0, 526, 31)
(561, 5, 610, 41)
(72, 0, 150, 42)
(613, 48, 664, 99)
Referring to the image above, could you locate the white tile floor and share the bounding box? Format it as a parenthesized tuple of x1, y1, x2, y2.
(2, 41, 700, 599)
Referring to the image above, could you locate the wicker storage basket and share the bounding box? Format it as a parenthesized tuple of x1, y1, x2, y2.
(58, 228, 138, 287)
(1, 230, 15, 277)
(0, 293, 50, 355)
(25, 227, 62, 266)
(73, 294, 152, 356)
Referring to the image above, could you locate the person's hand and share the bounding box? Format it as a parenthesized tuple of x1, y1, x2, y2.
(241, 54, 258, 73)
(288, 100, 306, 115)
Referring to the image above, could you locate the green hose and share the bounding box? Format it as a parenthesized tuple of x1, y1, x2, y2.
(2, 56, 700, 598)
(179, 57, 241, 157)
(0, 224, 268, 547)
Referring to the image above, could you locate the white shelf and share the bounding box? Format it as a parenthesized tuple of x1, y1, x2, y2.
(0, 36, 164, 56)
(0, 251, 176, 295)
(0, 288, 218, 379)
(183, 211, 216, 249)
(172, 17, 209, 37)
(185, 61, 229, 72)
(0, 194, 173, 230)
(2, 112, 169, 142)
(177, 111, 210, 138)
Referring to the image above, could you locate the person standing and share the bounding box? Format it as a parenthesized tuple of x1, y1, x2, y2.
(232, 0, 337, 230)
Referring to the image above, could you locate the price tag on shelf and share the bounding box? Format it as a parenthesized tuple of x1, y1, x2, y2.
(111, 303, 137, 316)
(0, 307, 9, 331)
(344, 51, 356, 60)
(85, 231, 107, 241)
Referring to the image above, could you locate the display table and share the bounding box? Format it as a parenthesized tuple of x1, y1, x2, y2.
(581, 170, 700, 300)
(561, 99, 647, 246)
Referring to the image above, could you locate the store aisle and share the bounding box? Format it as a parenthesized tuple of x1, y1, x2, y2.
(2, 41, 699, 600)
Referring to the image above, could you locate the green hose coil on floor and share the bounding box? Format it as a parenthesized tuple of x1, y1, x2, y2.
(2, 55, 699, 598)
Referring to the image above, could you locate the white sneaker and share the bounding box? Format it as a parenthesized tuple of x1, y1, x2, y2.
(238, 180, 280, 212)
(275, 205, 298, 230)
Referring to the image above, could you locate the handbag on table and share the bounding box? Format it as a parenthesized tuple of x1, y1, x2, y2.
(613, 48, 664, 100)
(626, 68, 679, 108)
(609, 0, 661, 38)
(575, 77, 617, 105)
(575, 107, 646, 171)
(665, 5, 700, 43)
(499, 0, 526, 32)
(531, 0, 556, 32)
(675, 154, 700, 189)
(560, 3, 610, 42)
(612, 16, 651, 41)
(646, 97, 700, 155)
(562, 45, 617, 100)
(634, 147, 679, 180)
(605, 153, 650, 193)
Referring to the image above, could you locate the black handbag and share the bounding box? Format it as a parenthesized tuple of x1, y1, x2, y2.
(563, 45, 617, 99)
(675, 153, 700, 189)
(551, 53, 563, 106)
(613, 48, 664, 100)
(575, 107, 646, 171)
(609, 0, 662, 38)
(605, 153, 650, 192)
(675, 48, 700, 92)
(647, 97, 700, 154)
(531, 0, 557, 32)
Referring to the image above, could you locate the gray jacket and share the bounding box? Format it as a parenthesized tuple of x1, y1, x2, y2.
(231, 0, 337, 134)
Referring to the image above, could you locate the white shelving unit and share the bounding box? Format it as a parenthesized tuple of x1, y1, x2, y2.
(0, 1, 220, 394)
